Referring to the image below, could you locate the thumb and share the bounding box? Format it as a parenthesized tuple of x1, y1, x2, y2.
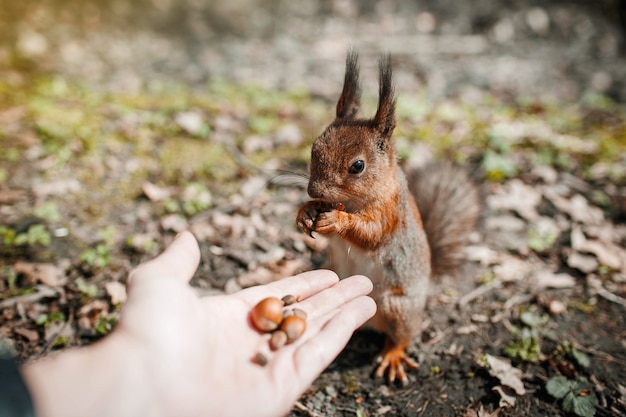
(128, 231, 201, 285)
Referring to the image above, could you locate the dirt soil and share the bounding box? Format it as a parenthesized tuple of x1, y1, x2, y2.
(1, 1, 626, 416)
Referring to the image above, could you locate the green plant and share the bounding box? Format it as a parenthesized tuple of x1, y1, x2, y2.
(33, 201, 62, 223)
(527, 228, 557, 252)
(503, 310, 552, 363)
(181, 182, 212, 216)
(555, 341, 591, 368)
(95, 315, 117, 335)
(481, 150, 518, 182)
(79, 243, 111, 269)
(36, 311, 66, 328)
(546, 376, 597, 417)
(1, 266, 18, 295)
(74, 277, 98, 298)
(14, 224, 52, 247)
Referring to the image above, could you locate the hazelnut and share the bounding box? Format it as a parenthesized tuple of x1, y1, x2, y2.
(251, 297, 284, 332)
(253, 352, 268, 366)
(279, 315, 307, 343)
(281, 294, 297, 306)
(270, 330, 288, 351)
(292, 308, 308, 320)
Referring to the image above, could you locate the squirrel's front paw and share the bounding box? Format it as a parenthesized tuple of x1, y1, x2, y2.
(313, 210, 339, 235)
(296, 201, 340, 236)
(296, 201, 321, 236)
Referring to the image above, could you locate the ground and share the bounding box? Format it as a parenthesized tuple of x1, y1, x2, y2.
(1, 1, 626, 416)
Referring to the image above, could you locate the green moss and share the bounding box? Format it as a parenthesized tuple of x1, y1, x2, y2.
(159, 136, 237, 184)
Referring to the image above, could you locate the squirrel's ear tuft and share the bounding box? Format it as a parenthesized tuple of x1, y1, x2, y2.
(336, 49, 361, 119)
(374, 54, 396, 137)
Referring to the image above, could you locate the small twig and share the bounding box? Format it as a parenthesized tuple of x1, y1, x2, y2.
(458, 279, 502, 307)
(593, 286, 626, 309)
(503, 293, 534, 311)
(416, 399, 429, 416)
(35, 309, 75, 358)
(0, 285, 58, 309)
(292, 401, 322, 417)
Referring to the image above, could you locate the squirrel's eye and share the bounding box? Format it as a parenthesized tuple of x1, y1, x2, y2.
(349, 159, 365, 174)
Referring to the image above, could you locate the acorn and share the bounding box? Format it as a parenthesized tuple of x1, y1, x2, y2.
(279, 315, 307, 343)
(250, 297, 284, 332)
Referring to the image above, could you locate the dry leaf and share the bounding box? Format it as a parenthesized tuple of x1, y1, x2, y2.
(189, 219, 217, 241)
(105, 281, 127, 305)
(535, 271, 576, 289)
(567, 251, 599, 273)
(465, 245, 500, 266)
(493, 256, 532, 282)
(160, 214, 189, 233)
(13, 261, 67, 287)
(482, 354, 526, 395)
(32, 179, 81, 197)
(237, 266, 274, 288)
(571, 227, 626, 272)
(546, 192, 604, 225)
(456, 324, 479, 335)
(142, 182, 172, 202)
(77, 300, 109, 330)
(13, 327, 39, 343)
(175, 110, 205, 135)
(486, 180, 541, 221)
(44, 320, 74, 344)
(492, 385, 517, 408)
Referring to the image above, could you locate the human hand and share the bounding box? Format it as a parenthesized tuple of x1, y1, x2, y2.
(117, 231, 376, 417)
(23, 231, 375, 417)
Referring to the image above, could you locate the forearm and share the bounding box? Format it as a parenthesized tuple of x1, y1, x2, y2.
(21, 333, 157, 417)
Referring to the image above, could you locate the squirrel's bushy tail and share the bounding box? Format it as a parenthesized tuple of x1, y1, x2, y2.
(408, 163, 480, 277)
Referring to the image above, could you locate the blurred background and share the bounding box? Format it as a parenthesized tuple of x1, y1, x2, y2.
(2, 0, 626, 101)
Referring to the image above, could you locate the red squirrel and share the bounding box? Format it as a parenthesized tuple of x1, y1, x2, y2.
(296, 51, 480, 386)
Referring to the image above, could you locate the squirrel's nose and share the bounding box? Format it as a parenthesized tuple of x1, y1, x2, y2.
(307, 182, 324, 199)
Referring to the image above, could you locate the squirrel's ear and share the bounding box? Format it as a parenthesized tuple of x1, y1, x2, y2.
(373, 54, 396, 137)
(336, 50, 361, 119)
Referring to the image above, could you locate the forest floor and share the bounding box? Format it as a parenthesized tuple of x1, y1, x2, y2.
(1, 1, 626, 416)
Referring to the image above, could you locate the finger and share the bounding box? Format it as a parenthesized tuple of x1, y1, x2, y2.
(295, 275, 373, 320)
(235, 269, 340, 305)
(128, 231, 200, 286)
(291, 295, 377, 384)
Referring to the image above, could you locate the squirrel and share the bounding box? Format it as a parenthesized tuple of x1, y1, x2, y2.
(296, 51, 480, 386)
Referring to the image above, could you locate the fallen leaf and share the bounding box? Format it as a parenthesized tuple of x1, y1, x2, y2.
(456, 324, 479, 335)
(44, 320, 74, 345)
(571, 227, 626, 272)
(175, 110, 206, 136)
(567, 251, 599, 273)
(481, 354, 526, 395)
(142, 182, 172, 202)
(105, 281, 127, 305)
(237, 266, 274, 288)
(486, 179, 541, 221)
(493, 256, 533, 282)
(535, 271, 576, 289)
(546, 192, 604, 225)
(13, 262, 67, 287)
(464, 245, 500, 266)
(13, 327, 39, 343)
(492, 385, 517, 407)
(77, 300, 109, 330)
(32, 179, 81, 197)
(160, 214, 189, 233)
